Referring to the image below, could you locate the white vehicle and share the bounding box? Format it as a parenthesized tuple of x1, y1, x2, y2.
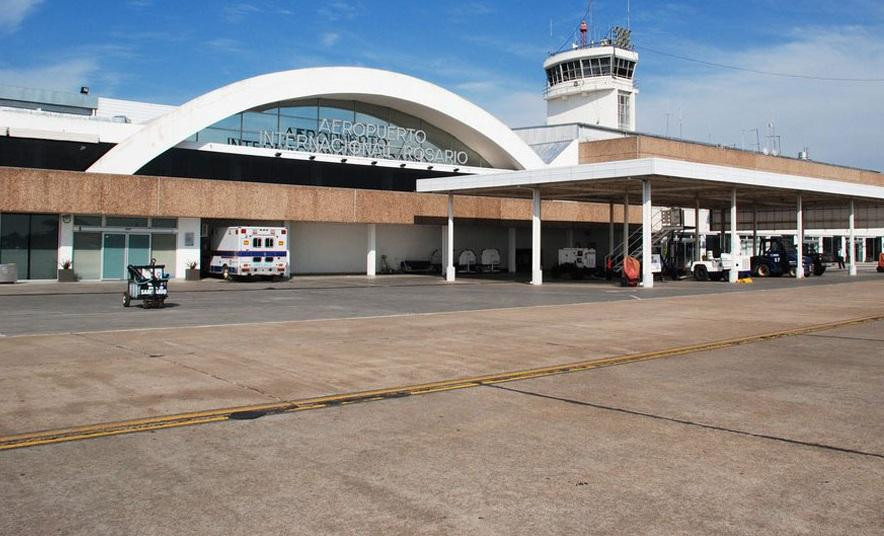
(558, 248, 596, 270)
(690, 252, 749, 281)
(209, 226, 288, 280)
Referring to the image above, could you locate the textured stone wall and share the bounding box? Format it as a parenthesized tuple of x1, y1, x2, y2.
(0, 166, 635, 224)
(579, 136, 883, 187)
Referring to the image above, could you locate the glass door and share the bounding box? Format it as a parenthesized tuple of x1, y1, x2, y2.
(128, 234, 151, 266)
(102, 233, 126, 279)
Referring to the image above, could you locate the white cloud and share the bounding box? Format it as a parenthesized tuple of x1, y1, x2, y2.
(0, 0, 43, 33)
(638, 27, 884, 171)
(223, 2, 260, 22)
(317, 1, 359, 21)
(0, 58, 98, 91)
(321, 32, 340, 47)
(205, 37, 243, 53)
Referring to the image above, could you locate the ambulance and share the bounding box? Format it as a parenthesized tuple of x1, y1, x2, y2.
(209, 226, 288, 280)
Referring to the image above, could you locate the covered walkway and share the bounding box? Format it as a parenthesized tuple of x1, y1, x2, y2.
(417, 157, 884, 288)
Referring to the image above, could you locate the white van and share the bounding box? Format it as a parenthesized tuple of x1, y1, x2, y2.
(209, 226, 288, 280)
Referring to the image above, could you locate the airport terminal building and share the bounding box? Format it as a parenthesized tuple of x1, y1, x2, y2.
(1, 38, 883, 282)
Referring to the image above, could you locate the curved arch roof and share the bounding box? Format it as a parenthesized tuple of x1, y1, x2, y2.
(87, 67, 545, 174)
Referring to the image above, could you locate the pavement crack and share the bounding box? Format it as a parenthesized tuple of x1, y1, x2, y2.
(72, 333, 284, 403)
(151, 355, 286, 403)
(485, 384, 884, 460)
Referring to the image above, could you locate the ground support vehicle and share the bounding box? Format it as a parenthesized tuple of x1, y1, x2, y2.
(123, 263, 169, 308)
(553, 248, 598, 279)
(209, 226, 288, 280)
(802, 242, 831, 276)
(476, 248, 503, 273)
(751, 237, 813, 278)
(691, 253, 750, 281)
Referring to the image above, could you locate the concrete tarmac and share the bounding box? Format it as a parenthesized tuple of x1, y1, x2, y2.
(1, 278, 882, 436)
(1, 320, 882, 535)
(0, 269, 879, 336)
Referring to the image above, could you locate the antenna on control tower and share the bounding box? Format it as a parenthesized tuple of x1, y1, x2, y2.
(580, 19, 587, 47)
(627, 0, 631, 30)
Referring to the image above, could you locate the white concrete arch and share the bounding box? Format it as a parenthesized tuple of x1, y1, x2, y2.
(87, 67, 545, 174)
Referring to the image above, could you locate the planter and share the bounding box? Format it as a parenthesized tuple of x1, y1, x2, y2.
(57, 269, 77, 282)
(185, 268, 201, 281)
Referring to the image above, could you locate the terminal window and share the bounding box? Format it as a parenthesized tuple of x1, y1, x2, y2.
(618, 91, 631, 130)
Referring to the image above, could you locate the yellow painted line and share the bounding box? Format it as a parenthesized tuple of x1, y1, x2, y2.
(1, 312, 882, 451)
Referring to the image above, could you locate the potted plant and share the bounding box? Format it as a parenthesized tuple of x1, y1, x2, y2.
(58, 259, 76, 282)
(185, 260, 201, 281)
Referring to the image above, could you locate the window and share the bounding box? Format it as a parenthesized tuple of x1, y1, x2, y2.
(105, 216, 148, 228)
(150, 218, 177, 229)
(73, 232, 101, 280)
(252, 238, 261, 248)
(561, 61, 582, 82)
(618, 91, 631, 130)
(264, 238, 274, 247)
(74, 215, 102, 227)
(614, 58, 635, 79)
(0, 213, 59, 279)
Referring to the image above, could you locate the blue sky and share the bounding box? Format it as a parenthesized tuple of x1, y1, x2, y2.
(1, 0, 883, 170)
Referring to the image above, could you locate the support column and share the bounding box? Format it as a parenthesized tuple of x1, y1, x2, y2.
(508, 227, 516, 274)
(841, 235, 847, 267)
(531, 189, 542, 285)
(58, 214, 74, 276)
(285, 221, 294, 278)
(729, 188, 739, 283)
(693, 197, 700, 261)
(796, 193, 804, 279)
(641, 180, 653, 289)
(848, 200, 856, 276)
(366, 223, 377, 278)
(566, 228, 574, 248)
(752, 205, 758, 257)
(622, 192, 630, 259)
(176, 217, 201, 280)
(446, 194, 455, 282)
(608, 202, 615, 260)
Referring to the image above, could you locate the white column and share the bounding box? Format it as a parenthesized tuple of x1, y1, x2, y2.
(531, 189, 542, 285)
(58, 214, 74, 274)
(622, 192, 630, 259)
(285, 221, 294, 277)
(608, 202, 615, 260)
(176, 217, 201, 280)
(841, 236, 847, 265)
(729, 188, 739, 283)
(693, 198, 700, 261)
(641, 180, 653, 289)
(507, 227, 516, 274)
(366, 223, 376, 278)
(752, 205, 758, 257)
(796, 194, 804, 279)
(848, 200, 856, 275)
(446, 194, 455, 282)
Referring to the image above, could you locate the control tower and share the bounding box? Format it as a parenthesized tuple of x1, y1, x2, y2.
(544, 24, 638, 130)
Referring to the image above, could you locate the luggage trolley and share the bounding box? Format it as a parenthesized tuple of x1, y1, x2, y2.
(123, 261, 170, 308)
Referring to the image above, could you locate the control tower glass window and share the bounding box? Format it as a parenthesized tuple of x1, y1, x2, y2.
(618, 91, 631, 130)
(561, 61, 582, 82)
(614, 58, 635, 79)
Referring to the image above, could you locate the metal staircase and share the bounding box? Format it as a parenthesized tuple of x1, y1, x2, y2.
(609, 209, 684, 272)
